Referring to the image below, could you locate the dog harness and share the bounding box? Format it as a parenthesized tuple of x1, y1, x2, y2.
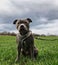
(19, 31, 32, 50)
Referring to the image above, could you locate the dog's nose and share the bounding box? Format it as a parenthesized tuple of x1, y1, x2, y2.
(20, 25, 24, 28)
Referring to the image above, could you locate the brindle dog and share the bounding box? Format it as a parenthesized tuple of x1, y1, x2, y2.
(13, 18, 38, 62)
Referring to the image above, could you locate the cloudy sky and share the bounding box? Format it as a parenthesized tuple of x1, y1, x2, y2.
(0, 0, 58, 35)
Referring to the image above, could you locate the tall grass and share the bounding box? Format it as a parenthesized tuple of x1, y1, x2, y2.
(0, 35, 58, 65)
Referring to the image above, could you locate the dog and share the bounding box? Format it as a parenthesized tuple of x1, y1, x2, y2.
(13, 18, 38, 62)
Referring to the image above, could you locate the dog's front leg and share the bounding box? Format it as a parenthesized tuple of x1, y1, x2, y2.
(15, 43, 21, 62)
(30, 46, 34, 60)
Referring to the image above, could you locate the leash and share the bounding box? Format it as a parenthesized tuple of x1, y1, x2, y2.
(35, 37, 57, 41)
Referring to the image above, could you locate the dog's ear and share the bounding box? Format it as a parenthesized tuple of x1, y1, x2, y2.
(13, 19, 18, 24)
(26, 18, 32, 23)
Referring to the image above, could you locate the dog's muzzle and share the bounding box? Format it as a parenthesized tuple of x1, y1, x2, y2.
(18, 24, 27, 31)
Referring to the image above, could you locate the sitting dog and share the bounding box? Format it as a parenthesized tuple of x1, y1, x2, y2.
(13, 18, 38, 62)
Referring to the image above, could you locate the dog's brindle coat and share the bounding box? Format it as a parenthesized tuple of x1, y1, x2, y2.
(13, 18, 38, 62)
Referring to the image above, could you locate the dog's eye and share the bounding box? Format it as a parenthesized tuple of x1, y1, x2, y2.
(18, 22, 21, 24)
(24, 22, 27, 24)
(18, 22, 20, 24)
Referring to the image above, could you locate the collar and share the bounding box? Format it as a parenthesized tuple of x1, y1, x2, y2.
(18, 30, 32, 40)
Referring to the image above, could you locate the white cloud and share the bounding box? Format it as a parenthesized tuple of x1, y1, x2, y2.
(37, 17, 48, 23)
(0, 24, 14, 31)
(0, 0, 11, 13)
(0, 0, 58, 14)
(31, 19, 58, 35)
(0, 0, 30, 16)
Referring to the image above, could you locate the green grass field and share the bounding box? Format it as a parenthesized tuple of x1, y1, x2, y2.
(0, 35, 58, 65)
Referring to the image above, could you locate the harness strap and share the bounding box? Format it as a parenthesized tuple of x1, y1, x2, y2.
(21, 31, 32, 48)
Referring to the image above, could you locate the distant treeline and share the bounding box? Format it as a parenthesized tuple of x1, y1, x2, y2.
(0, 31, 16, 36)
(0, 31, 57, 36)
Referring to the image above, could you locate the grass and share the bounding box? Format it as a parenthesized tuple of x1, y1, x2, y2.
(0, 35, 58, 65)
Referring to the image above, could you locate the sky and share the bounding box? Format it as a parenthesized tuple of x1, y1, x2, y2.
(0, 0, 58, 35)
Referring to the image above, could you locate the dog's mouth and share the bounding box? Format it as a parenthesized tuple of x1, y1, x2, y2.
(19, 27, 28, 35)
(19, 29, 28, 35)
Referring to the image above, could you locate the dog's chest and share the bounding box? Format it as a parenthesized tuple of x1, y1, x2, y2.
(22, 40, 30, 51)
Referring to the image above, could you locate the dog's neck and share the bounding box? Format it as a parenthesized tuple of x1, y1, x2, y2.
(19, 30, 29, 36)
(18, 30, 32, 39)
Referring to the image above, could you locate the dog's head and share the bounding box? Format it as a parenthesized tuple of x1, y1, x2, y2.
(13, 18, 32, 35)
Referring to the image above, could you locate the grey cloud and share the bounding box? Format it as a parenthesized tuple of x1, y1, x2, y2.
(0, 0, 58, 35)
(0, 0, 58, 24)
(0, 24, 16, 32)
